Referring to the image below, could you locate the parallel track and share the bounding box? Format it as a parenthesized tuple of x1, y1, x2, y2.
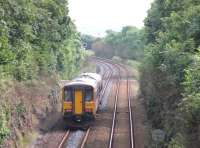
(125, 67, 136, 148)
(108, 63, 121, 148)
(94, 57, 136, 148)
(110, 62, 135, 148)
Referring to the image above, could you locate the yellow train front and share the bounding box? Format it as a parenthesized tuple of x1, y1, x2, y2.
(62, 73, 102, 128)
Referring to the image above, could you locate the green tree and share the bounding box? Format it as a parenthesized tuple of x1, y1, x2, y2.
(92, 26, 144, 60)
(141, 0, 200, 147)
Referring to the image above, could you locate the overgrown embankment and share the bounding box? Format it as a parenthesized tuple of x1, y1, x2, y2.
(0, 0, 86, 147)
(0, 78, 59, 147)
(140, 0, 200, 147)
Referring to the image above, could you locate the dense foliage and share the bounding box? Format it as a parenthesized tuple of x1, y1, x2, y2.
(0, 0, 84, 81)
(0, 0, 84, 144)
(92, 26, 144, 60)
(141, 0, 200, 147)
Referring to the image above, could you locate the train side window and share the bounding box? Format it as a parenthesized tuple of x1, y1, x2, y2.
(64, 89, 72, 101)
(85, 89, 93, 101)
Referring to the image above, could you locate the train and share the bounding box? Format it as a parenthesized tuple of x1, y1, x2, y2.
(61, 73, 102, 127)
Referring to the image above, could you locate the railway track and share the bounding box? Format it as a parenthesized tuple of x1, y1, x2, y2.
(126, 66, 136, 148)
(94, 59, 114, 104)
(108, 63, 121, 148)
(109, 62, 135, 148)
(57, 128, 90, 148)
(94, 57, 136, 148)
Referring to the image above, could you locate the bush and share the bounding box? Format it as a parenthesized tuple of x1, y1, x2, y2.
(0, 104, 10, 145)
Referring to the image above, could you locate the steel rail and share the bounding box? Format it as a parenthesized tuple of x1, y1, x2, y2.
(93, 59, 114, 103)
(80, 128, 91, 148)
(57, 130, 70, 148)
(100, 63, 113, 100)
(108, 63, 121, 148)
(117, 63, 136, 148)
(126, 68, 135, 148)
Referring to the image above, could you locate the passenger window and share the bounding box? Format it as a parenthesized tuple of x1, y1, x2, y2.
(85, 89, 92, 101)
(64, 89, 72, 101)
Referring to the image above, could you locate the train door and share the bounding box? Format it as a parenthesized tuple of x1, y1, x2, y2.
(74, 89, 83, 114)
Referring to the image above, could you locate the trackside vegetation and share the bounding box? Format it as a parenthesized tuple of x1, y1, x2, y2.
(0, 0, 85, 145)
(91, 26, 145, 60)
(141, 0, 200, 147)
(0, 0, 85, 81)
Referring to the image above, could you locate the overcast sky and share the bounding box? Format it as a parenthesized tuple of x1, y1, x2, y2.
(69, 0, 153, 36)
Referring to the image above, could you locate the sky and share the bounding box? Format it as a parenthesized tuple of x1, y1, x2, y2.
(69, 0, 153, 37)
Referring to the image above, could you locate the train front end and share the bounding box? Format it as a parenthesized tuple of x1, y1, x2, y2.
(61, 73, 102, 128)
(62, 85, 96, 126)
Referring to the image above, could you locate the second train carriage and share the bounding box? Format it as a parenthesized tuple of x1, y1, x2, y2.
(62, 73, 102, 127)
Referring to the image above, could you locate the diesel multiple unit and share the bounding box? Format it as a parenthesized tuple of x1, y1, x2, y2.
(61, 73, 102, 127)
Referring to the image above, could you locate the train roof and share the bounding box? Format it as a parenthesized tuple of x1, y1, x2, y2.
(79, 73, 101, 81)
(64, 73, 102, 88)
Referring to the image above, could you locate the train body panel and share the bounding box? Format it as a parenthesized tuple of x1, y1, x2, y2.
(74, 89, 83, 115)
(61, 73, 102, 127)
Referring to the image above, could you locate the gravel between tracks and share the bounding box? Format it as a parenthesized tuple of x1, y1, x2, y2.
(64, 131, 85, 148)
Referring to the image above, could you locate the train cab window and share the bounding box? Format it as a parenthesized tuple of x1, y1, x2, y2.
(85, 89, 93, 101)
(64, 89, 72, 101)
